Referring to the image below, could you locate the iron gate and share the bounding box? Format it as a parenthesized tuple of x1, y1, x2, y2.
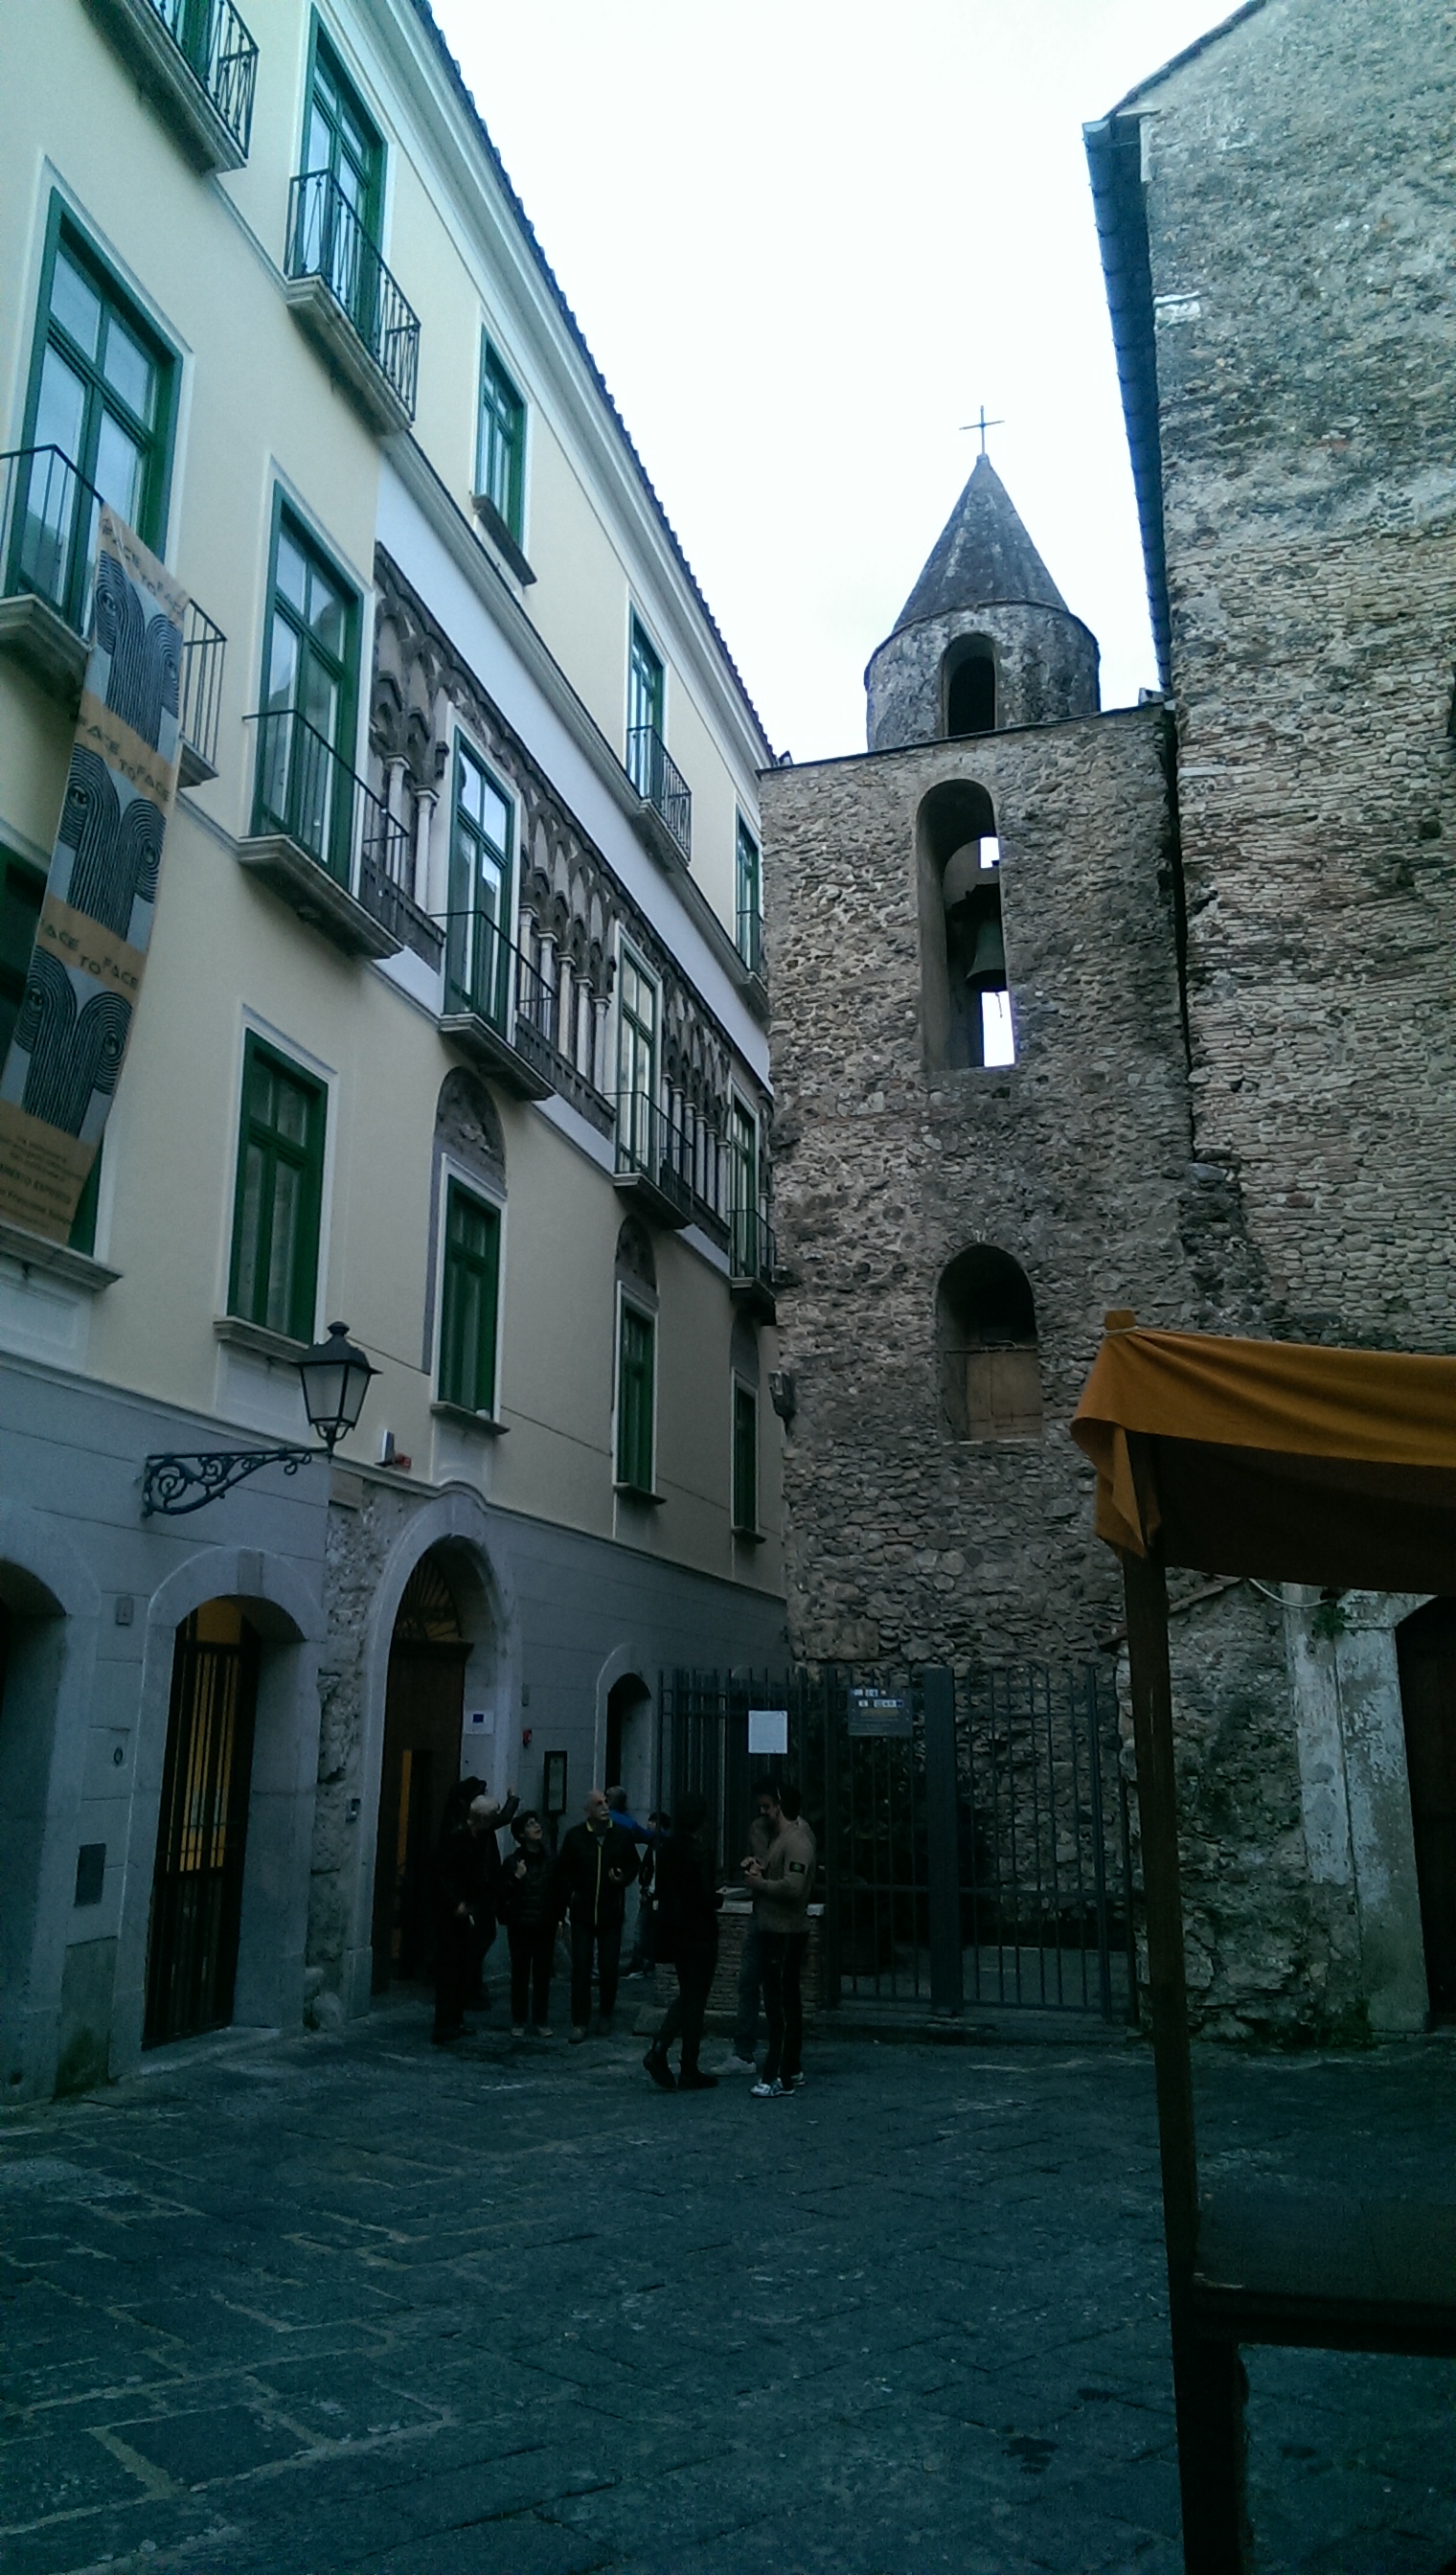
(655, 1664, 1137, 2024)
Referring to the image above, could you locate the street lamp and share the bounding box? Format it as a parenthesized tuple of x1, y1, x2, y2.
(142, 1320, 379, 1516)
(296, 1320, 378, 1455)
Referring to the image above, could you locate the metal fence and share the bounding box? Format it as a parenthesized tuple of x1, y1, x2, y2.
(655, 1662, 1137, 2025)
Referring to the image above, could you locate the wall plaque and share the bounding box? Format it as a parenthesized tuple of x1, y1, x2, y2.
(846, 1687, 913, 1738)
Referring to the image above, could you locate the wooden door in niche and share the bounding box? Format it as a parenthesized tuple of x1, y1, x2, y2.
(371, 1558, 469, 1992)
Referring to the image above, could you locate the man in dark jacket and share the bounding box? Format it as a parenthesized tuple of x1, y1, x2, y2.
(433, 1794, 512, 2043)
(554, 1789, 640, 2040)
(496, 1810, 558, 2035)
(643, 1790, 721, 2091)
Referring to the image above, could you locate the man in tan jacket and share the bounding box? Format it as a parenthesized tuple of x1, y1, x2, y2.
(741, 1783, 816, 2097)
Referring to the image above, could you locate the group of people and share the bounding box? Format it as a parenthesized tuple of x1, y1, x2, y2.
(431, 1774, 817, 2098)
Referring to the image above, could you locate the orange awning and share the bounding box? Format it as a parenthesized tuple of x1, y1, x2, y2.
(1070, 1327, 1456, 1591)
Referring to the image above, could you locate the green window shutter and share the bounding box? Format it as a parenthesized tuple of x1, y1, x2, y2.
(254, 497, 359, 874)
(0, 852, 43, 1065)
(736, 818, 762, 968)
(20, 200, 179, 623)
(447, 743, 513, 1023)
(477, 341, 525, 540)
(733, 1380, 758, 1534)
(616, 1302, 654, 1493)
(304, 25, 384, 240)
(228, 1035, 326, 1341)
(439, 1180, 501, 1413)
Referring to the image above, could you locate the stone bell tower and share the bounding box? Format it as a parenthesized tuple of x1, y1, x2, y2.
(865, 452, 1101, 752)
(760, 446, 1191, 1672)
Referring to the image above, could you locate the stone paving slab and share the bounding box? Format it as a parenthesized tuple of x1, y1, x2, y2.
(0, 2006, 1452, 2574)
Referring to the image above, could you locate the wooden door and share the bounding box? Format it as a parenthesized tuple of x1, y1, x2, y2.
(145, 1604, 259, 2046)
(1397, 1598, 1456, 2019)
(370, 1642, 467, 1991)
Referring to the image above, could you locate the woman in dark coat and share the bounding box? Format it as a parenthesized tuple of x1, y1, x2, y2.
(643, 1791, 721, 2090)
(495, 1811, 558, 2035)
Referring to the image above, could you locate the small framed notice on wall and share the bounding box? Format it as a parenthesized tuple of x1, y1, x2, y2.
(543, 1749, 568, 1816)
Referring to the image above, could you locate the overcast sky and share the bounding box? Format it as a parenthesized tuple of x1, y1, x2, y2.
(432, 1, 1237, 763)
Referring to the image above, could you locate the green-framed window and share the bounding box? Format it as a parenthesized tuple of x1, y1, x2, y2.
(736, 816, 762, 968)
(616, 946, 658, 1169)
(627, 617, 664, 738)
(304, 23, 383, 239)
(228, 1035, 326, 1341)
(438, 1179, 501, 1415)
(254, 500, 358, 877)
(0, 849, 99, 1254)
(447, 741, 513, 1024)
(18, 201, 177, 625)
(626, 616, 664, 797)
(732, 1379, 758, 1536)
(616, 1298, 655, 1493)
(476, 340, 525, 541)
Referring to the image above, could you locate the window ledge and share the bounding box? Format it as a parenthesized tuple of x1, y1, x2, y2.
(732, 1524, 767, 1546)
(0, 1219, 120, 1292)
(613, 1481, 666, 1506)
(214, 1315, 309, 1364)
(430, 1400, 509, 1435)
(470, 493, 535, 585)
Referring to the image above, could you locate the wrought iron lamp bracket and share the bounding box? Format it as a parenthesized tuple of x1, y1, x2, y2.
(141, 1446, 315, 1518)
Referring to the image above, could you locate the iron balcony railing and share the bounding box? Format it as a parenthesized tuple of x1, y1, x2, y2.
(444, 907, 550, 1055)
(247, 705, 432, 950)
(285, 171, 421, 423)
(146, 0, 259, 158)
(626, 724, 692, 862)
(0, 444, 226, 773)
(616, 1089, 694, 1219)
(737, 905, 763, 977)
(730, 1203, 777, 1291)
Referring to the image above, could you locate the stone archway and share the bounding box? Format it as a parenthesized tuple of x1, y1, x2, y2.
(339, 1491, 519, 2022)
(370, 1554, 471, 1993)
(0, 1503, 102, 2102)
(113, 1546, 325, 2081)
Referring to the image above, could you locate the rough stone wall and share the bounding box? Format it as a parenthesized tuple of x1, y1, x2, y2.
(305, 1483, 422, 2024)
(762, 705, 1197, 1668)
(1119, 1580, 1370, 2042)
(1142, 0, 1456, 1350)
(866, 604, 1101, 749)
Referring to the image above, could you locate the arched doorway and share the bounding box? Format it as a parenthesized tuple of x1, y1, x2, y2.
(1396, 1596, 1456, 2019)
(604, 1672, 653, 1818)
(371, 1555, 470, 1993)
(145, 1602, 261, 2047)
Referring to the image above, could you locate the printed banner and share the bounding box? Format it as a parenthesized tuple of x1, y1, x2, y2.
(0, 509, 188, 1242)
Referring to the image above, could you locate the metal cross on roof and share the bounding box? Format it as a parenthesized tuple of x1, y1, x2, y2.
(960, 406, 1004, 455)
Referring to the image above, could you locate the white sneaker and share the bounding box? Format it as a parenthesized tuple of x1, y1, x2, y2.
(722, 2051, 758, 2075)
(751, 2078, 786, 2099)
(788, 2072, 807, 2089)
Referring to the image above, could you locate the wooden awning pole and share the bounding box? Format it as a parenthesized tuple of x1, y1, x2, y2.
(1122, 1530, 1251, 2573)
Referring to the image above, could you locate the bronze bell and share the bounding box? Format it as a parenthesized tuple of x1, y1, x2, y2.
(966, 915, 1007, 988)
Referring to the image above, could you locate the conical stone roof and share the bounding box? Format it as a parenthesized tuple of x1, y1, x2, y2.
(891, 453, 1069, 633)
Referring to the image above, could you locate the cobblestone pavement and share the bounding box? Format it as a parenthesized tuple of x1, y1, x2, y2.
(1, 2003, 1452, 2575)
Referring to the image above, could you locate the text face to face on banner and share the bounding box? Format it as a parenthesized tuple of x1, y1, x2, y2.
(0, 508, 187, 1242)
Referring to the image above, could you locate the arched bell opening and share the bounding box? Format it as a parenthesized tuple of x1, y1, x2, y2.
(916, 780, 1013, 1072)
(944, 636, 996, 738)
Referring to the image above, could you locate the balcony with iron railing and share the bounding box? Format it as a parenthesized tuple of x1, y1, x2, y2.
(0, 444, 226, 783)
(614, 1090, 694, 1229)
(626, 724, 692, 867)
(439, 913, 614, 1123)
(239, 705, 441, 964)
(284, 172, 421, 436)
(729, 1203, 778, 1322)
(89, 0, 259, 171)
